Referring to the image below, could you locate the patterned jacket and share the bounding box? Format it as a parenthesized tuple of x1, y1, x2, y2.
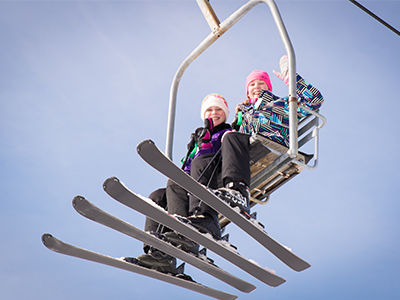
(237, 74, 324, 147)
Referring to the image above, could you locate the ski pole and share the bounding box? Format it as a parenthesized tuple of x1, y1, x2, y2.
(196, 147, 222, 182)
(181, 134, 196, 170)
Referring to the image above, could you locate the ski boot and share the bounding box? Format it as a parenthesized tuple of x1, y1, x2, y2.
(215, 181, 251, 217)
(162, 231, 200, 255)
(185, 213, 222, 240)
(123, 248, 177, 274)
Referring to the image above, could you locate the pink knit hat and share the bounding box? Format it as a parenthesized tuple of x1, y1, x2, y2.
(200, 94, 229, 122)
(245, 70, 273, 96)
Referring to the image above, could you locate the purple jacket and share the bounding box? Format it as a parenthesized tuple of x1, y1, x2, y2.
(183, 123, 232, 174)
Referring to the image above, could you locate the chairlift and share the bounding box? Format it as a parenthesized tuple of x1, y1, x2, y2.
(41, 2, 324, 295)
(165, 0, 326, 228)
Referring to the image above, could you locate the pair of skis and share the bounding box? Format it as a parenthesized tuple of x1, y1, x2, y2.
(43, 139, 310, 299)
(43, 196, 251, 300)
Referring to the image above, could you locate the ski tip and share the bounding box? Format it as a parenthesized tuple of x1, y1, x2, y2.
(41, 233, 57, 250)
(72, 195, 85, 207)
(103, 176, 120, 190)
(42, 233, 52, 244)
(42, 234, 71, 255)
(72, 195, 95, 218)
(136, 139, 155, 153)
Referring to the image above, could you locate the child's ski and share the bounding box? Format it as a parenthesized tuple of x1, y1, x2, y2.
(72, 195, 256, 293)
(136, 139, 310, 272)
(103, 177, 286, 287)
(42, 233, 238, 300)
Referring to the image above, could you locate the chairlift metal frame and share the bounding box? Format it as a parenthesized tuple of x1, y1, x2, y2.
(164, 0, 326, 225)
(166, 0, 301, 159)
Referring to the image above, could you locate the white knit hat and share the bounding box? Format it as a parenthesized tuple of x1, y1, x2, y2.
(200, 93, 229, 122)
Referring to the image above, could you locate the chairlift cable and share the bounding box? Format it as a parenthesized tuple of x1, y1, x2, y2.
(349, 0, 400, 36)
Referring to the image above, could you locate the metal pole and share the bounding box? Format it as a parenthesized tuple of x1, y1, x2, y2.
(264, 0, 298, 157)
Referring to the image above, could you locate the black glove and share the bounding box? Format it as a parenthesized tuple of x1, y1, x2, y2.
(186, 132, 197, 151)
(196, 118, 214, 149)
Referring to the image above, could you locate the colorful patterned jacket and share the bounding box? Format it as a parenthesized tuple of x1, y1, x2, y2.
(237, 74, 324, 147)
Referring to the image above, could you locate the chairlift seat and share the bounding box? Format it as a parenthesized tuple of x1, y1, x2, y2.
(248, 133, 313, 203)
(218, 113, 320, 229)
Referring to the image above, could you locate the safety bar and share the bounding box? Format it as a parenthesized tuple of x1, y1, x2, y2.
(288, 106, 326, 170)
(165, 0, 298, 159)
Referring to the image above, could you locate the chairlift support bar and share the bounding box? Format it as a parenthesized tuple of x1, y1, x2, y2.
(165, 0, 298, 159)
(197, 0, 221, 35)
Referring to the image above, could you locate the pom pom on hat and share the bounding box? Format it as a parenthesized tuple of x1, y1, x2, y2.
(245, 70, 273, 95)
(200, 94, 229, 122)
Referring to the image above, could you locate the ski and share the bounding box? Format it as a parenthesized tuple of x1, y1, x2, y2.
(72, 195, 256, 293)
(103, 177, 286, 287)
(42, 233, 238, 300)
(136, 139, 310, 272)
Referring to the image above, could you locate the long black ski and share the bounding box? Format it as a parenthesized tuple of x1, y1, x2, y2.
(72, 195, 256, 293)
(136, 139, 310, 272)
(103, 177, 286, 287)
(42, 233, 237, 300)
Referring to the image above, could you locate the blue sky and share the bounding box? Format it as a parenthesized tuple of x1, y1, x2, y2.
(1, 1, 400, 299)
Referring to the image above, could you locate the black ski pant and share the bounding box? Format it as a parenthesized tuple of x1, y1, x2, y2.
(144, 188, 168, 233)
(142, 188, 169, 254)
(220, 131, 251, 187)
(167, 132, 251, 219)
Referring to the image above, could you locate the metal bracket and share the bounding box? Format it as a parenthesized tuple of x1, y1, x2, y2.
(196, 0, 221, 36)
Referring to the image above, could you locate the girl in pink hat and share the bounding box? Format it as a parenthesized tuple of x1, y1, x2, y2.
(234, 55, 324, 147)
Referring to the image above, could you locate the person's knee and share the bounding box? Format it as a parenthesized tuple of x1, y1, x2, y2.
(222, 132, 249, 148)
(191, 153, 214, 173)
(148, 188, 167, 207)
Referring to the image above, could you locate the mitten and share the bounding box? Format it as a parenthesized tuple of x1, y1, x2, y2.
(272, 55, 289, 85)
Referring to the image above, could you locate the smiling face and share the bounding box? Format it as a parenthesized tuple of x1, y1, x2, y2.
(247, 79, 269, 99)
(204, 106, 226, 127)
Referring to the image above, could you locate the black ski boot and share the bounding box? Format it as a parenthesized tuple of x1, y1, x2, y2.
(163, 231, 200, 255)
(216, 181, 251, 216)
(186, 213, 222, 240)
(124, 248, 177, 274)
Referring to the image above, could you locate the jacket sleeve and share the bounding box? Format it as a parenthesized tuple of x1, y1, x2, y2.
(295, 74, 324, 112)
